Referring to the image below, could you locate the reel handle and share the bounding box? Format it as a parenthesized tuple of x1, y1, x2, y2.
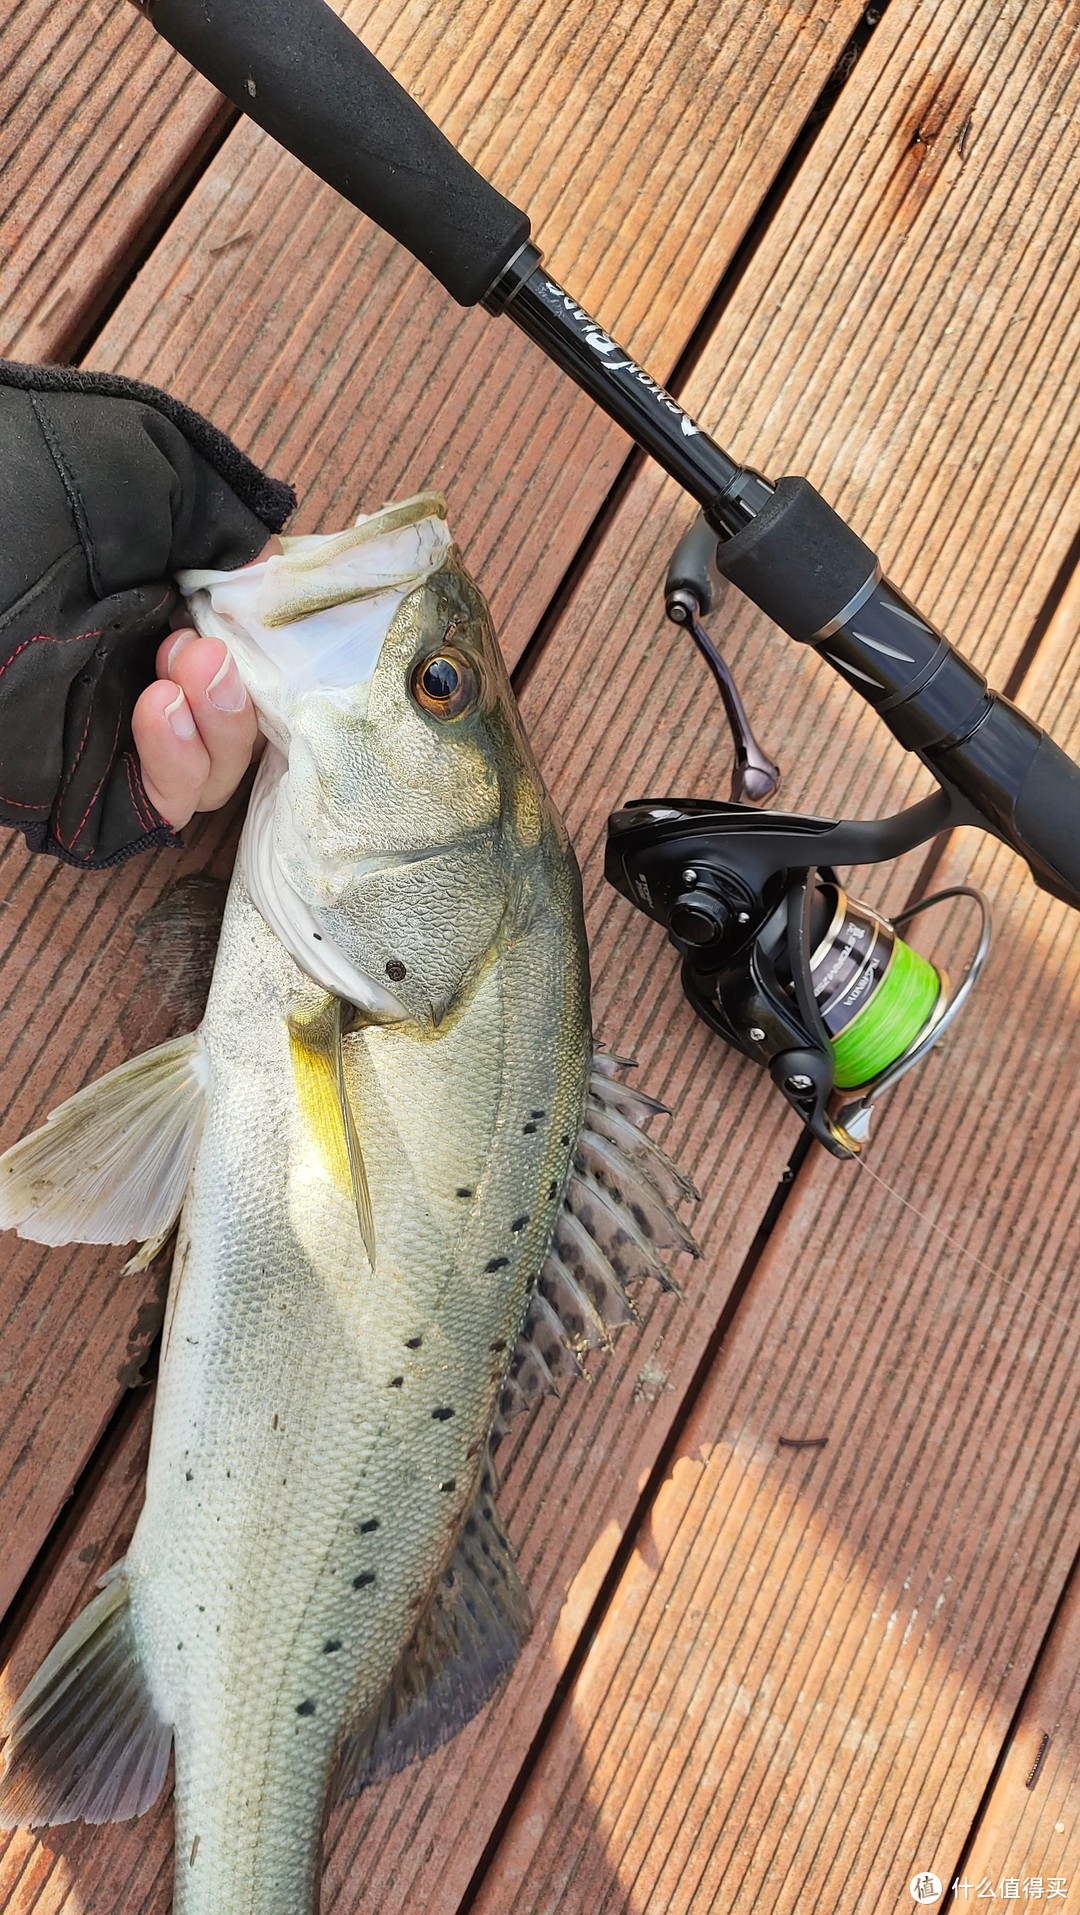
(713, 477, 1080, 910)
(135, 0, 530, 307)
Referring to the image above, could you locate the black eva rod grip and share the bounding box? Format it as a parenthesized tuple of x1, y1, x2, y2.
(142, 0, 531, 306)
(1003, 727, 1080, 909)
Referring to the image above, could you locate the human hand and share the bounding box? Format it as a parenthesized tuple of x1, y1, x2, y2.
(0, 361, 294, 866)
(132, 539, 281, 829)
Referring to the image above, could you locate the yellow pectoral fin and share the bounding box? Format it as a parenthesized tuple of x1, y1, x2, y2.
(288, 994, 376, 1268)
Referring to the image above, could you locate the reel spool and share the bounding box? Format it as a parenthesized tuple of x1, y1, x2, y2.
(801, 882, 946, 1093)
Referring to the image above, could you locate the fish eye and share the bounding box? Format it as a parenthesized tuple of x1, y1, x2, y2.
(410, 646, 480, 720)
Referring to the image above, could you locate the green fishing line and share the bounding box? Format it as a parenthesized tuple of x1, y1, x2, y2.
(829, 937, 941, 1090)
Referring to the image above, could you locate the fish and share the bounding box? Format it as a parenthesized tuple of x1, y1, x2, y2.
(0, 495, 698, 1912)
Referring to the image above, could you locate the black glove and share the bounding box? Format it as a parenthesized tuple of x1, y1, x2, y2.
(0, 360, 295, 868)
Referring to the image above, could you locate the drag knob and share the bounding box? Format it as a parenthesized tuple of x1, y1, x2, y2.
(669, 887, 731, 945)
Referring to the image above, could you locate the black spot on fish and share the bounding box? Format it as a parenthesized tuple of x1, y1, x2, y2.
(456, 1187, 472, 1198)
(561, 1134, 571, 1145)
(486, 1256, 509, 1272)
(549, 1181, 558, 1200)
(388, 1376, 404, 1388)
(185, 1470, 193, 1482)
(464, 1515, 477, 1536)
(359, 1518, 379, 1533)
(323, 1639, 342, 1654)
(296, 1699, 317, 1716)
(353, 1572, 376, 1589)
(511, 1214, 530, 1232)
(531, 1109, 546, 1119)
(385, 959, 407, 981)
(432, 1405, 455, 1421)
(312, 933, 323, 942)
(177, 1642, 184, 1652)
(440, 1478, 456, 1492)
(489, 1338, 507, 1353)
(523, 1122, 537, 1135)
(405, 1335, 423, 1349)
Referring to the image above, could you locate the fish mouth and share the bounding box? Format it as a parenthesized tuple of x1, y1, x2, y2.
(177, 497, 453, 721)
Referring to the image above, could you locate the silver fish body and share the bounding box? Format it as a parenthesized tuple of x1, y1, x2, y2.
(0, 527, 695, 1912)
(147, 917, 585, 1907)
(138, 557, 589, 1911)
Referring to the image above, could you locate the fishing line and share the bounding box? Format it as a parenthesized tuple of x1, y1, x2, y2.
(851, 1152, 1078, 1342)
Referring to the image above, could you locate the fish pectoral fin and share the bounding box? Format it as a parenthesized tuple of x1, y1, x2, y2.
(288, 993, 376, 1267)
(334, 1465, 529, 1798)
(334, 1006, 376, 1268)
(0, 1562, 172, 1830)
(0, 1031, 210, 1247)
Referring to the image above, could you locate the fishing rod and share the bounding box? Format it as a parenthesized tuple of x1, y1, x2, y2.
(134, 0, 1080, 1153)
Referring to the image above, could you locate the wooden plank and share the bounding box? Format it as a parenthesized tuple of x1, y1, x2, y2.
(0, 0, 227, 363)
(914, 566, 1080, 1912)
(0, 0, 863, 1615)
(0, 805, 242, 1622)
(959, 1575, 1080, 1906)
(687, 0, 1080, 674)
(6, 0, 1080, 1909)
(0, 1399, 175, 1915)
(471, 131, 1080, 1915)
(473, 699, 1080, 1914)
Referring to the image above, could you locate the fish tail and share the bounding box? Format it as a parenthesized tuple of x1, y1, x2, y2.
(0, 1562, 172, 1831)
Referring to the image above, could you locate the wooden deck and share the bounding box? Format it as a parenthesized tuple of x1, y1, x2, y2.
(2, 0, 1079, 1908)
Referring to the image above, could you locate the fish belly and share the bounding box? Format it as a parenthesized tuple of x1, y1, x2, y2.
(122, 874, 589, 1915)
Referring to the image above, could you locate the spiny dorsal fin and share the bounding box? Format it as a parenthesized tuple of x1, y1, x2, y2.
(573, 1134, 699, 1256)
(0, 1032, 210, 1247)
(287, 992, 376, 1266)
(335, 1468, 529, 1796)
(494, 1050, 698, 1440)
(585, 1095, 700, 1206)
(0, 1564, 172, 1829)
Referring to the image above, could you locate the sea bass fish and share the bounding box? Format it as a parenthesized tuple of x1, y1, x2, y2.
(0, 497, 697, 1912)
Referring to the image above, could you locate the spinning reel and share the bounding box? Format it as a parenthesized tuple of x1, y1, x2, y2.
(604, 514, 995, 1157)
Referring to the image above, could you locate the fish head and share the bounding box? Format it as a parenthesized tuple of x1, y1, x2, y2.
(181, 500, 566, 1029)
(277, 552, 557, 1028)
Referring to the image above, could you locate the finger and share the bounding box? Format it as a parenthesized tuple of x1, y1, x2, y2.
(132, 679, 212, 829)
(167, 636, 260, 813)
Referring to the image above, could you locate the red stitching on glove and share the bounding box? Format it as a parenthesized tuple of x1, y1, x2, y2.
(0, 629, 103, 682)
(56, 684, 99, 833)
(123, 750, 158, 833)
(65, 712, 123, 851)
